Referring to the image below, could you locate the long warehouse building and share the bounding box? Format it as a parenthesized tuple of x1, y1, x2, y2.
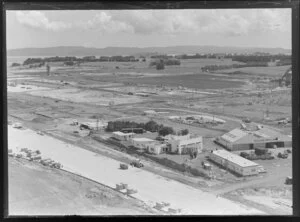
(209, 149, 261, 176)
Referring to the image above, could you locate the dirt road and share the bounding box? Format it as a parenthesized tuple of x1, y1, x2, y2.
(8, 125, 265, 215)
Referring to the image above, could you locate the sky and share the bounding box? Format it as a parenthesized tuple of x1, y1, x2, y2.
(6, 9, 292, 50)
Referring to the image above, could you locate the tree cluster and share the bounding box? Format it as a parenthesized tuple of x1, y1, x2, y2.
(11, 63, 21, 67)
(106, 120, 175, 136)
(149, 58, 180, 70)
(177, 129, 189, 136)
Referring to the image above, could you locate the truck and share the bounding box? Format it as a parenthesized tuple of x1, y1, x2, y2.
(130, 160, 144, 168)
(202, 161, 212, 170)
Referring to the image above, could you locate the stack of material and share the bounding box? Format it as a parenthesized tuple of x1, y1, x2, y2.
(115, 183, 128, 191)
(115, 183, 124, 190)
(126, 188, 138, 195)
(30, 153, 42, 161)
(53, 163, 62, 169)
(50, 162, 62, 169)
(119, 163, 128, 170)
(41, 158, 54, 166)
(120, 183, 128, 189)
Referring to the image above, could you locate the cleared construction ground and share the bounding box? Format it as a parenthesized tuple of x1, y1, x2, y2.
(7, 57, 292, 215)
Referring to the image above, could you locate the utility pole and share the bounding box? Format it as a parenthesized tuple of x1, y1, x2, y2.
(46, 64, 50, 76)
(96, 118, 99, 131)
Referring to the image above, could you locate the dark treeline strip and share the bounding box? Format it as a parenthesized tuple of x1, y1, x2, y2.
(106, 120, 175, 136)
(201, 63, 269, 72)
(23, 55, 141, 65)
(231, 54, 291, 63)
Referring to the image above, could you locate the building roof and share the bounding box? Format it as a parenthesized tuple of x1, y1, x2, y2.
(113, 131, 135, 136)
(221, 127, 292, 144)
(131, 137, 156, 142)
(165, 134, 190, 141)
(178, 137, 203, 146)
(221, 128, 248, 143)
(211, 149, 259, 168)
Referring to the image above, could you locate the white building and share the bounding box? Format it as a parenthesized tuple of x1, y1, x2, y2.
(168, 134, 203, 155)
(148, 143, 168, 155)
(209, 149, 260, 176)
(130, 138, 157, 150)
(112, 131, 135, 141)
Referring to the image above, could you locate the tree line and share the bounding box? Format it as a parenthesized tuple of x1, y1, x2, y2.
(22, 55, 145, 66)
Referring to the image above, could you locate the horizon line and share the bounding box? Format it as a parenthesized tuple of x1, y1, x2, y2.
(7, 45, 292, 51)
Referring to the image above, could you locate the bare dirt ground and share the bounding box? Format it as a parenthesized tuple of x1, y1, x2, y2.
(7, 58, 292, 215)
(222, 186, 292, 215)
(9, 157, 155, 215)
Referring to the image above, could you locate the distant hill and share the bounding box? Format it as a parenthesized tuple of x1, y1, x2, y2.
(7, 45, 291, 57)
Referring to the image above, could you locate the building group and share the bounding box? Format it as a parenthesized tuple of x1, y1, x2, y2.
(112, 131, 203, 155)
